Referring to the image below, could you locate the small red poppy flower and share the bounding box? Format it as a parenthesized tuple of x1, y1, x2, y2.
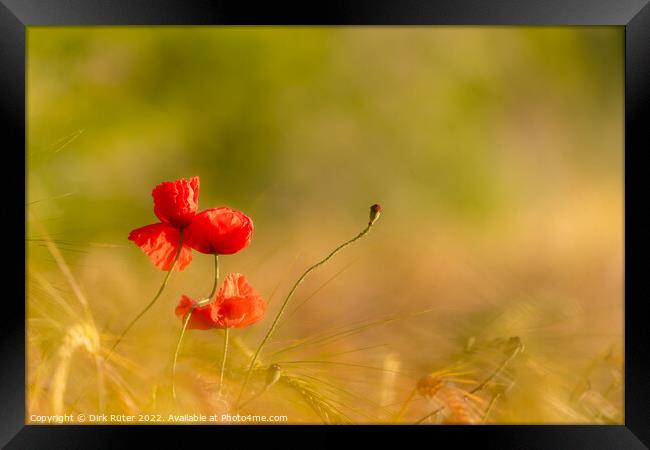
(153, 176, 200, 228)
(184, 207, 253, 255)
(174, 295, 216, 330)
(175, 273, 266, 330)
(213, 273, 266, 328)
(129, 176, 199, 271)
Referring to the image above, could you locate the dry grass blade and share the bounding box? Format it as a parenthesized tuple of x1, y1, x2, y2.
(277, 360, 413, 378)
(311, 343, 387, 360)
(278, 258, 359, 328)
(29, 214, 95, 325)
(51, 323, 100, 415)
(269, 308, 436, 358)
(26, 192, 75, 206)
(295, 370, 391, 419)
(279, 373, 354, 424)
(29, 129, 84, 162)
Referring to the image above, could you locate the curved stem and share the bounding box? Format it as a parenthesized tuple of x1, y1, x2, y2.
(106, 228, 184, 362)
(218, 327, 229, 395)
(482, 391, 501, 423)
(470, 341, 521, 395)
(172, 305, 195, 401)
(236, 218, 378, 407)
(172, 254, 220, 400)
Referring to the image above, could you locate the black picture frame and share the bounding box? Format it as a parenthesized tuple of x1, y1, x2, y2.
(2, 1, 648, 447)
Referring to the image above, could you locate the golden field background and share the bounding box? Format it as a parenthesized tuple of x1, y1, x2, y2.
(27, 27, 623, 424)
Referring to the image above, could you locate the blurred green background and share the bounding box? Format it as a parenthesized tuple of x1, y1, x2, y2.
(27, 27, 623, 423)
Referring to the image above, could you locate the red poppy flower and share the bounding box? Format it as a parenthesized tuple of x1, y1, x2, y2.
(175, 273, 266, 330)
(184, 208, 253, 255)
(174, 295, 216, 330)
(153, 176, 200, 228)
(129, 177, 254, 271)
(129, 176, 199, 271)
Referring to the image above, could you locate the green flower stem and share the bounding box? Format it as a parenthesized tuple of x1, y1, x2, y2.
(208, 254, 220, 299)
(172, 304, 194, 401)
(236, 212, 380, 408)
(212, 254, 229, 395)
(171, 253, 220, 401)
(218, 327, 229, 395)
(106, 228, 184, 362)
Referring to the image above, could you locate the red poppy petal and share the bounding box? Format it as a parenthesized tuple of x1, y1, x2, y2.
(214, 296, 266, 328)
(217, 273, 256, 299)
(212, 273, 266, 328)
(184, 207, 253, 255)
(175, 295, 215, 330)
(128, 223, 192, 271)
(152, 176, 200, 228)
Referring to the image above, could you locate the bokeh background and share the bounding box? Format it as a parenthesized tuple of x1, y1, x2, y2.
(27, 27, 623, 424)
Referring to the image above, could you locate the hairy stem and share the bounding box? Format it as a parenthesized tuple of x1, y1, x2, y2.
(219, 328, 229, 395)
(172, 305, 194, 401)
(236, 210, 380, 407)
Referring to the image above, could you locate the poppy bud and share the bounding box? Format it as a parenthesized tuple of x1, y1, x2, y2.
(265, 364, 282, 389)
(369, 203, 382, 226)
